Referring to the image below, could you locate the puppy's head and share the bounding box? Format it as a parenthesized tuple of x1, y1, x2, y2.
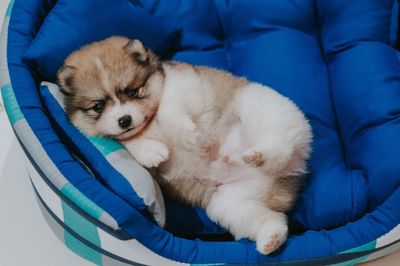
(57, 36, 164, 141)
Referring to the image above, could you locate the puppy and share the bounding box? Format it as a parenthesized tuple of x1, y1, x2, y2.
(57, 36, 312, 255)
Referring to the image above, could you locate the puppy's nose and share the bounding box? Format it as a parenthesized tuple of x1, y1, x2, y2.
(118, 115, 132, 129)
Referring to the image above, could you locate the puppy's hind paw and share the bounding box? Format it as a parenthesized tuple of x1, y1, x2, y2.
(257, 234, 285, 255)
(256, 222, 288, 255)
(243, 149, 265, 166)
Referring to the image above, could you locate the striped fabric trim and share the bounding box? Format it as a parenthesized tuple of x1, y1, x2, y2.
(61, 183, 105, 221)
(28, 147, 400, 266)
(332, 241, 376, 266)
(26, 146, 125, 242)
(5, 0, 15, 17)
(25, 125, 119, 231)
(376, 224, 400, 248)
(89, 136, 124, 157)
(362, 224, 400, 263)
(39, 196, 111, 266)
(0, 0, 118, 231)
(30, 174, 400, 266)
(1, 83, 23, 123)
(332, 224, 400, 265)
(14, 120, 68, 190)
(29, 159, 184, 266)
(326, 216, 400, 265)
(0, 19, 10, 87)
(3, 89, 119, 229)
(364, 241, 400, 263)
(62, 200, 103, 265)
(34, 184, 141, 266)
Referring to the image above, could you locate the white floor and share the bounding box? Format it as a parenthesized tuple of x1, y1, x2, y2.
(0, 1, 92, 265)
(0, 141, 93, 266)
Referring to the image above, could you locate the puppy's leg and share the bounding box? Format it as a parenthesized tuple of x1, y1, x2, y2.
(123, 138, 169, 168)
(255, 210, 288, 255)
(236, 84, 308, 175)
(207, 188, 288, 255)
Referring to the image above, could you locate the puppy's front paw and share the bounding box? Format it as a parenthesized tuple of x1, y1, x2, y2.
(243, 149, 265, 166)
(256, 221, 288, 255)
(134, 140, 169, 168)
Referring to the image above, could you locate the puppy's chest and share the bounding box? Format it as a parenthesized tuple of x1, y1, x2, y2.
(140, 118, 167, 141)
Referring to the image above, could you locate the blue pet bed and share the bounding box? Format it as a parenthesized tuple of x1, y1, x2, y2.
(1, 0, 400, 265)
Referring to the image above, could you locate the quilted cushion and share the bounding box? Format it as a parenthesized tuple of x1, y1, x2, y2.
(22, 0, 179, 82)
(141, 0, 400, 231)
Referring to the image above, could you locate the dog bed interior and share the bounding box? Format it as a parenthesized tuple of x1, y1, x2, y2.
(1, 0, 400, 265)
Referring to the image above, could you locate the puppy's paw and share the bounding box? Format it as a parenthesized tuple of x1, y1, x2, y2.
(134, 140, 169, 168)
(257, 233, 285, 255)
(243, 149, 265, 166)
(256, 221, 288, 255)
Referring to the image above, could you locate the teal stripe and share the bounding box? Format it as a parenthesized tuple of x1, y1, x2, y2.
(340, 240, 376, 253)
(89, 136, 124, 156)
(1, 84, 24, 124)
(5, 0, 15, 17)
(61, 183, 104, 220)
(62, 201, 103, 266)
(332, 240, 376, 266)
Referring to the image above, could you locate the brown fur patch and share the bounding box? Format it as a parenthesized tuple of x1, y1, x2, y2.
(265, 175, 304, 213)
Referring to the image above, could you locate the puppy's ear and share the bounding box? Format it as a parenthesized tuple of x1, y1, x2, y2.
(123, 39, 148, 63)
(57, 65, 76, 95)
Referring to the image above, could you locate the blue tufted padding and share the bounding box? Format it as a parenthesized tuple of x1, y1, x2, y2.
(317, 0, 400, 212)
(140, 0, 400, 232)
(5, 0, 400, 264)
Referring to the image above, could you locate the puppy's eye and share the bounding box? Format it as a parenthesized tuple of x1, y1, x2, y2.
(93, 100, 105, 113)
(125, 88, 141, 99)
